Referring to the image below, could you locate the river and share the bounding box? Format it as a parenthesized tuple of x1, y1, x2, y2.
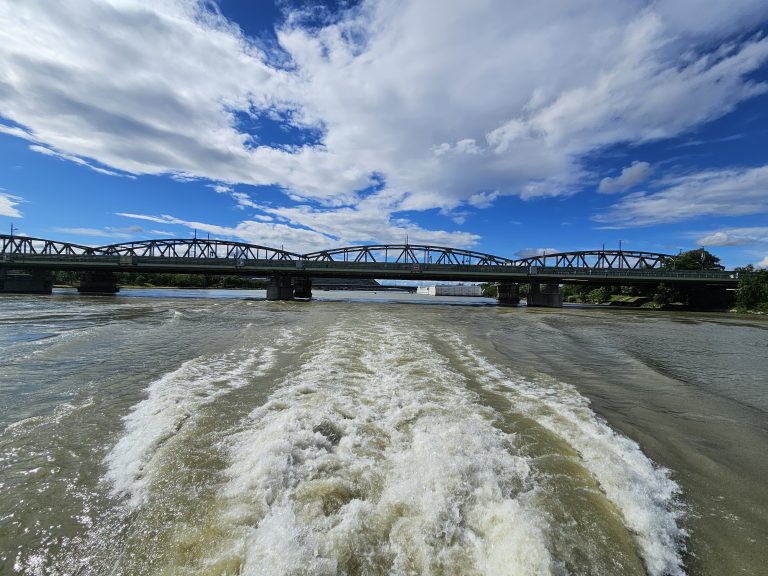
(1, 289, 766, 575)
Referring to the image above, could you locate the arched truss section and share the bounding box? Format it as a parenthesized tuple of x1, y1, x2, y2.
(0, 234, 97, 256)
(95, 238, 304, 260)
(303, 244, 516, 266)
(512, 250, 671, 269)
(1, 234, 676, 270)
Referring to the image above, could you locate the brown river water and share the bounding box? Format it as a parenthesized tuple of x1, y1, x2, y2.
(0, 289, 766, 575)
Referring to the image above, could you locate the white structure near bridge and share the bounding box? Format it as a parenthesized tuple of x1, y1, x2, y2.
(416, 284, 483, 297)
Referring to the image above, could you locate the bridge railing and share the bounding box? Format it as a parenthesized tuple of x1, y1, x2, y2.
(531, 266, 738, 280)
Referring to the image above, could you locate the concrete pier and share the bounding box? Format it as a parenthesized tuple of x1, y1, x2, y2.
(292, 277, 312, 299)
(527, 282, 562, 307)
(266, 275, 294, 300)
(0, 269, 53, 294)
(78, 271, 119, 294)
(496, 282, 520, 306)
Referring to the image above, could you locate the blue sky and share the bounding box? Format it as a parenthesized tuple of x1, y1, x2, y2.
(1, 0, 767, 268)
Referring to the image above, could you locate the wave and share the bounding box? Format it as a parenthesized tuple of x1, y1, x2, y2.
(98, 310, 686, 575)
(443, 332, 687, 576)
(102, 327, 298, 507)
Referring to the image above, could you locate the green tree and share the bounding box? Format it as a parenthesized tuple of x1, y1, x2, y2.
(480, 283, 498, 298)
(655, 248, 729, 308)
(652, 283, 678, 306)
(663, 248, 723, 271)
(585, 286, 612, 304)
(735, 266, 768, 312)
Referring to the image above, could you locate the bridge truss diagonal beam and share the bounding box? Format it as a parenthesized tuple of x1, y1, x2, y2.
(0, 234, 97, 256)
(94, 238, 304, 261)
(303, 244, 517, 266)
(512, 250, 671, 270)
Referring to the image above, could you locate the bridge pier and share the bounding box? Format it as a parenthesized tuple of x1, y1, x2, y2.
(292, 277, 312, 299)
(266, 275, 294, 301)
(78, 271, 119, 294)
(527, 283, 562, 308)
(496, 282, 520, 306)
(0, 269, 53, 294)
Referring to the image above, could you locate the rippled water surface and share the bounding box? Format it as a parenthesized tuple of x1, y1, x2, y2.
(1, 290, 766, 575)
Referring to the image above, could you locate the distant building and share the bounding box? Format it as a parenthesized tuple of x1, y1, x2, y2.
(416, 284, 483, 297)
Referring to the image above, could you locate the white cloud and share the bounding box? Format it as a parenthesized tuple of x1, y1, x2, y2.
(0, 191, 23, 218)
(696, 227, 768, 246)
(230, 192, 259, 210)
(599, 161, 652, 194)
(118, 212, 332, 253)
(117, 196, 480, 254)
(53, 225, 157, 239)
(758, 255, 768, 268)
(1, 0, 768, 235)
(595, 165, 768, 227)
(53, 227, 131, 238)
(516, 248, 559, 259)
(467, 191, 499, 209)
(207, 183, 261, 210)
(114, 213, 174, 225)
(29, 145, 130, 178)
(0, 123, 34, 140)
(109, 225, 145, 234)
(250, 194, 481, 247)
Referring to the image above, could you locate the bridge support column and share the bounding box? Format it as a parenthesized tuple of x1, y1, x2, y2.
(266, 275, 294, 301)
(0, 269, 53, 294)
(292, 277, 312, 299)
(496, 282, 520, 306)
(527, 283, 562, 308)
(78, 271, 119, 294)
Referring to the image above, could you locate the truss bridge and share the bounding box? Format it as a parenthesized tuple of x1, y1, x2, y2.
(1, 234, 741, 306)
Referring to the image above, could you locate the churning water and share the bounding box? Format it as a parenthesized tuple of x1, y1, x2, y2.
(1, 290, 766, 575)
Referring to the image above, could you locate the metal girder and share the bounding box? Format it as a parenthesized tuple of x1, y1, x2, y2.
(512, 250, 669, 270)
(303, 244, 516, 266)
(94, 238, 303, 260)
(1, 235, 673, 271)
(0, 234, 97, 256)
(303, 245, 671, 269)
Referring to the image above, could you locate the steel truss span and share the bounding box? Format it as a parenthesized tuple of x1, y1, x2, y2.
(513, 250, 670, 270)
(303, 244, 516, 266)
(0, 234, 97, 256)
(95, 238, 303, 261)
(0, 234, 675, 270)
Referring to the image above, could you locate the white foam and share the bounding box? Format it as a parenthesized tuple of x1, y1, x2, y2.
(444, 334, 687, 576)
(103, 328, 297, 507)
(217, 318, 553, 575)
(101, 311, 688, 574)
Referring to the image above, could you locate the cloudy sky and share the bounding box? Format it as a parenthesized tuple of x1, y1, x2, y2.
(1, 0, 767, 267)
